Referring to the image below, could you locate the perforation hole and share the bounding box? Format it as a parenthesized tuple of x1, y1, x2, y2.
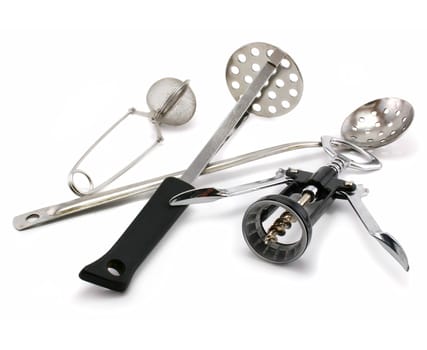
(251, 47, 260, 56)
(281, 100, 290, 109)
(268, 91, 277, 100)
(402, 117, 407, 123)
(352, 126, 358, 131)
(289, 73, 299, 82)
(375, 122, 381, 127)
(230, 66, 239, 75)
(378, 131, 384, 136)
(268, 106, 277, 114)
(252, 63, 260, 72)
(238, 54, 246, 63)
(252, 104, 261, 112)
(231, 81, 240, 89)
(396, 110, 401, 116)
(244, 75, 253, 84)
(275, 79, 285, 88)
(281, 59, 290, 68)
(384, 108, 390, 114)
(371, 111, 377, 116)
(387, 122, 393, 127)
(391, 130, 397, 136)
(359, 116, 365, 122)
(266, 49, 274, 57)
(289, 89, 298, 97)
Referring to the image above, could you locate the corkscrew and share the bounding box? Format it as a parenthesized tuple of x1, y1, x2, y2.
(171, 136, 409, 271)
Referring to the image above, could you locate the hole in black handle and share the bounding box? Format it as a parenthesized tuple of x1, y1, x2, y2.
(107, 259, 126, 277)
(79, 177, 194, 292)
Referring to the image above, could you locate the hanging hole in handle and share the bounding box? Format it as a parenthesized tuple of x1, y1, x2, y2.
(68, 169, 95, 196)
(107, 259, 126, 277)
(26, 213, 40, 223)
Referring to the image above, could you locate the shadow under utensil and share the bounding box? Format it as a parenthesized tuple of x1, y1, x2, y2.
(77, 284, 127, 299)
(239, 245, 317, 276)
(357, 230, 410, 285)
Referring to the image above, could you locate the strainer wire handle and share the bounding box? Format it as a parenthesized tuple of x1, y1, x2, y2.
(68, 79, 192, 196)
(68, 108, 162, 197)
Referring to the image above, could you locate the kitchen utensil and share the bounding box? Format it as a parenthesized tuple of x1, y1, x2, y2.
(13, 98, 413, 230)
(14, 142, 319, 230)
(68, 78, 196, 196)
(79, 42, 304, 291)
(339, 185, 409, 270)
(341, 97, 413, 148)
(240, 136, 408, 270)
(169, 97, 413, 205)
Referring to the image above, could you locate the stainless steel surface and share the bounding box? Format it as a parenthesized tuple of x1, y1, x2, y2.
(339, 185, 409, 271)
(181, 46, 287, 183)
(302, 185, 318, 198)
(226, 42, 303, 117)
(341, 97, 414, 148)
(14, 141, 320, 230)
(321, 136, 382, 172)
(14, 96, 413, 230)
(170, 136, 382, 207)
(146, 78, 196, 126)
(297, 191, 314, 206)
(168, 96, 415, 208)
(169, 169, 289, 205)
(260, 136, 381, 245)
(68, 78, 196, 196)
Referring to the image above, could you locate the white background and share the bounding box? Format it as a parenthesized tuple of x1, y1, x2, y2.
(1, 0, 425, 348)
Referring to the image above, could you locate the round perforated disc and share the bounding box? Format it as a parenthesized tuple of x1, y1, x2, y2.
(226, 42, 303, 117)
(146, 77, 197, 126)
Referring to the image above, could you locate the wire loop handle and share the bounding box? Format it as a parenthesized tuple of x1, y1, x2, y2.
(68, 79, 195, 196)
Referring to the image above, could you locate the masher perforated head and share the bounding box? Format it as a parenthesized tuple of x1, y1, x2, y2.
(341, 97, 414, 148)
(226, 42, 303, 117)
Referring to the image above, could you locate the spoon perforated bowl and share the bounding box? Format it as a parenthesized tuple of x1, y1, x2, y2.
(341, 97, 414, 148)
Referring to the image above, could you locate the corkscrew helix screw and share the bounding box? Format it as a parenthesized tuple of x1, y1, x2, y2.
(261, 136, 373, 245)
(263, 187, 314, 244)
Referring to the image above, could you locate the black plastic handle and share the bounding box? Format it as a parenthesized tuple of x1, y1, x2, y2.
(79, 177, 194, 292)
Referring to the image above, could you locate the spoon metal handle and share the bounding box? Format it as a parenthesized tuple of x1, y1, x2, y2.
(14, 141, 321, 231)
